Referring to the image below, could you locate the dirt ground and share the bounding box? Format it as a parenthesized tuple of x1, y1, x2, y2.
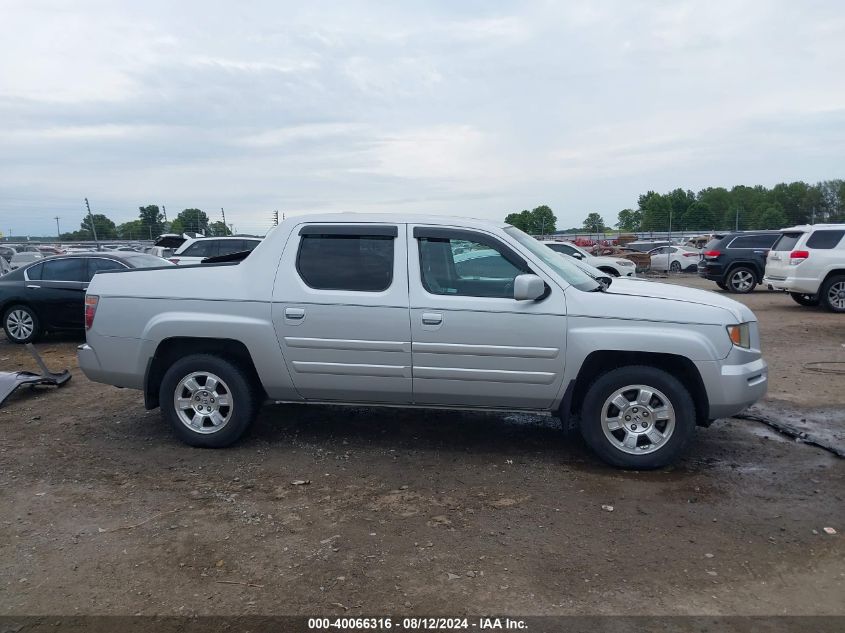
(1, 275, 843, 616)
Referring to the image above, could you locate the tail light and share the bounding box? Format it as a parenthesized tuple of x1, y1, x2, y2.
(703, 250, 721, 259)
(789, 250, 809, 265)
(168, 258, 180, 264)
(683, 252, 698, 257)
(84, 295, 99, 330)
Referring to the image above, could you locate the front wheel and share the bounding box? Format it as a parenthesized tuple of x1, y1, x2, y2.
(726, 267, 757, 293)
(790, 292, 820, 307)
(159, 354, 260, 447)
(579, 365, 696, 469)
(820, 275, 845, 313)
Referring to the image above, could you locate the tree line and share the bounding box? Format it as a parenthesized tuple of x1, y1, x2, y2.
(60, 205, 232, 241)
(505, 180, 844, 236)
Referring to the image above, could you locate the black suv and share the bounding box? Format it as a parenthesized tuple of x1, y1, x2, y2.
(697, 231, 780, 293)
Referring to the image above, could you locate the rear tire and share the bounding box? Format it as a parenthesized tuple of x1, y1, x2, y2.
(820, 275, 845, 313)
(790, 292, 820, 307)
(159, 354, 260, 447)
(3, 304, 41, 344)
(670, 260, 682, 273)
(579, 365, 696, 469)
(726, 266, 757, 293)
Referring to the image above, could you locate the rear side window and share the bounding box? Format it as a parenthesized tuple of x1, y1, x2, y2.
(87, 258, 126, 280)
(297, 234, 394, 292)
(729, 234, 778, 249)
(25, 262, 43, 280)
(181, 240, 220, 258)
(42, 258, 86, 282)
(806, 230, 845, 249)
(771, 232, 803, 251)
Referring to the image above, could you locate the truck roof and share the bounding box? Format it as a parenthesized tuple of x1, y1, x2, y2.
(279, 212, 509, 229)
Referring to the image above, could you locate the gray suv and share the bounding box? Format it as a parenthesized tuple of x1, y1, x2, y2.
(78, 214, 768, 469)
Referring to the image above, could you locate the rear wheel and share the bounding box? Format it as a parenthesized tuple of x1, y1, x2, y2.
(3, 305, 41, 344)
(820, 275, 845, 313)
(159, 354, 260, 447)
(579, 365, 696, 469)
(790, 292, 820, 307)
(669, 260, 682, 273)
(726, 267, 757, 293)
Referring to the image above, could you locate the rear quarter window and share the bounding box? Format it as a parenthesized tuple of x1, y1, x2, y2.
(806, 230, 845, 249)
(771, 232, 803, 251)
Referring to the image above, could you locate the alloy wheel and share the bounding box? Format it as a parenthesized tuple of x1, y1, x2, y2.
(828, 281, 845, 310)
(601, 384, 676, 455)
(730, 270, 754, 292)
(6, 309, 34, 341)
(173, 371, 233, 434)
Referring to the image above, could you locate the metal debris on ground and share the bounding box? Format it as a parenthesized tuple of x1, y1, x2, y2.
(0, 343, 71, 407)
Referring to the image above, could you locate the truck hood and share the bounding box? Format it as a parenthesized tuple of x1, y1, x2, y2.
(601, 278, 754, 323)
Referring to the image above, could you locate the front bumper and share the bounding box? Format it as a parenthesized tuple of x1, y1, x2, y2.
(694, 354, 768, 420)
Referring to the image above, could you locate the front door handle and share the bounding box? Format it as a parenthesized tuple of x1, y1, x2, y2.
(285, 307, 306, 320)
(422, 312, 442, 325)
(26, 284, 40, 289)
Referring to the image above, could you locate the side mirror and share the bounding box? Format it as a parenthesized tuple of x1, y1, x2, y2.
(513, 274, 545, 301)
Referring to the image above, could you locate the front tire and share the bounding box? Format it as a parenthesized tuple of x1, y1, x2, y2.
(579, 365, 696, 469)
(159, 354, 260, 447)
(726, 266, 757, 293)
(790, 292, 820, 307)
(3, 304, 41, 344)
(820, 275, 845, 313)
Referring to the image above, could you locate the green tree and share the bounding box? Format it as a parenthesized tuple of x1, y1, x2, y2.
(756, 204, 788, 229)
(138, 204, 164, 239)
(504, 210, 531, 232)
(83, 214, 117, 239)
(207, 221, 232, 236)
(529, 205, 556, 235)
(684, 201, 715, 230)
(615, 208, 642, 231)
(639, 192, 672, 231)
(117, 220, 144, 240)
(582, 212, 607, 232)
(170, 208, 209, 234)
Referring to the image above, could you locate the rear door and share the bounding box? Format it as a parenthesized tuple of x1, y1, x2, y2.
(36, 258, 88, 329)
(408, 226, 567, 409)
(272, 223, 412, 403)
(729, 234, 778, 275)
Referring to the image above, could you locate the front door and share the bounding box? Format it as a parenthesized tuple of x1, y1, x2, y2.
(272, 223, 412, 404)
(408, 226, 567, 410)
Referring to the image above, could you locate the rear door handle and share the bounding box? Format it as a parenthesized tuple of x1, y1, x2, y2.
(26, 284, 40, 289)
(422, 312, 442, 325)
(285, 307, 306, 320)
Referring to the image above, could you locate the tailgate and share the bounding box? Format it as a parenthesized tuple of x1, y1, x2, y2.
(766, 231, 804, 279)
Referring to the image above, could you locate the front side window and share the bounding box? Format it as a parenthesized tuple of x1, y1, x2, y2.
(297, 234, 394, 292)
(418, 234, 527, 298)
(806, 230, 845, 249)
(42, 258, 86, 282)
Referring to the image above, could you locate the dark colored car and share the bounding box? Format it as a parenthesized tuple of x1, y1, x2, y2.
(1, 252, 172, 343)
(697, 231, 780, 293)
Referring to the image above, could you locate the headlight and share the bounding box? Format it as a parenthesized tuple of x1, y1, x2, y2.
(726, 323, 751, 348)
(615, 260, 634, 266)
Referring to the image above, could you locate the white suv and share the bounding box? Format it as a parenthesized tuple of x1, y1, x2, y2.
(540, 241, 637, 277)
(170, 236, 262, 265)
(764, 224, 845, 312)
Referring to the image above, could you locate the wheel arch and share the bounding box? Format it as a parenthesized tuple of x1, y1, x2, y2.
(144, 337, 266, 409)
(597, 266, 620, 277)
(724, 260, 764, 282)
(564, 350, 709, 427)
(821, 268, 845, 286)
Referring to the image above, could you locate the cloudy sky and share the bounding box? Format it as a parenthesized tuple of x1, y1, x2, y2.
(2, 0, 844, 236)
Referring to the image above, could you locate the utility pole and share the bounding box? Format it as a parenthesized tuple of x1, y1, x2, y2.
(162, 205, 168, 223)
(811, 206, 816, 225)
(735, 207, 740, 232)
(85, 197, 100, 250)
(54, 216, 61, 240)
(273, 210, 279, 226)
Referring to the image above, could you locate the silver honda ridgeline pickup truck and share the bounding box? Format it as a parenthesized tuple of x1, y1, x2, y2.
(79, 214, 767, 469)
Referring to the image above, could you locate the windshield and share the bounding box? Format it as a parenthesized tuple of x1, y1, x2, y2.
(504, 227, 600, 291)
